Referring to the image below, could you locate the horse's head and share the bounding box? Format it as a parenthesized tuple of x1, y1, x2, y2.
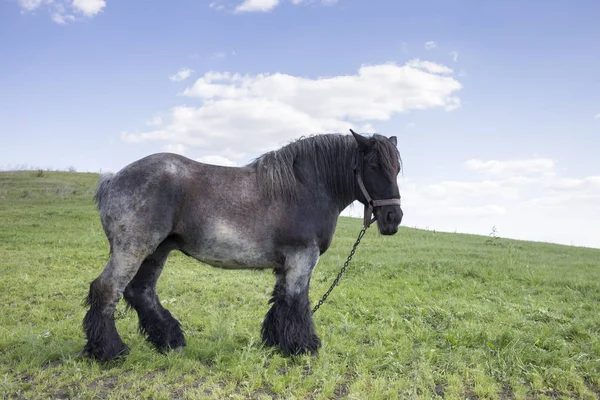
(351, 129, 403, 235)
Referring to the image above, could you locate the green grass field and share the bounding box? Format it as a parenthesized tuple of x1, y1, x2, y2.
(1, 170, 599, 399)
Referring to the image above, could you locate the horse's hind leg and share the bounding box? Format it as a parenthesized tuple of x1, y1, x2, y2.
(83, 248, 147, 361)
(123, 238, 185, 353)
(261, 247, 321, 356)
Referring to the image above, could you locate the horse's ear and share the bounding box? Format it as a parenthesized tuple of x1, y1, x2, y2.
(389, 136, 397, 146)
(350, 129, 371, 151)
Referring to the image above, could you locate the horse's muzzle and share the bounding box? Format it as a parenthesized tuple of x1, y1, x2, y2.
(376, 206, 403, 235)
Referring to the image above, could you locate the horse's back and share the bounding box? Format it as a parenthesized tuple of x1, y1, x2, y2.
(95, 153, 215, 243)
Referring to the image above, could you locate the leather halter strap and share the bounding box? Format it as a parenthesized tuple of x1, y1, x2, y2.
(355, 170, 402, 228)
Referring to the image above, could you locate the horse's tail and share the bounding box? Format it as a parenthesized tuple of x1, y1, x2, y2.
(94, 172, 115, 210)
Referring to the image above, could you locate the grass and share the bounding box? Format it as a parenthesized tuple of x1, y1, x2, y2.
(1, 170, 600, 399)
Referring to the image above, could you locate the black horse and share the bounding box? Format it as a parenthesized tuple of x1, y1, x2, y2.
(83, 129, 403, 361)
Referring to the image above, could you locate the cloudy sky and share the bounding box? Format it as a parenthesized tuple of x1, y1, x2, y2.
(1, 0, 599, 248)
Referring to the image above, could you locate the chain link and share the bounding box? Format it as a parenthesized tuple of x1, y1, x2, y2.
(311, 226, 369, 314)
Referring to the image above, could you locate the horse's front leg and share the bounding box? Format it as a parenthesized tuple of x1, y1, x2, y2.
(261, 247, 321, 356)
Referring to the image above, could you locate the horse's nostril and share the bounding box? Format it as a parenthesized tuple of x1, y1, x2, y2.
(387, 211, 394, 222)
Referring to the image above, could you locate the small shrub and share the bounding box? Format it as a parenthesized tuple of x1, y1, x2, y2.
(486, 226, 501, 246)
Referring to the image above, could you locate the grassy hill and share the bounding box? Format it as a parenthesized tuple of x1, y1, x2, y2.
(1, 170, 599, 399)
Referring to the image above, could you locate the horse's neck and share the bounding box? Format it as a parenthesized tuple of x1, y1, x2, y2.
(335, 183, 359, 213)
(300, 154, 357, 212)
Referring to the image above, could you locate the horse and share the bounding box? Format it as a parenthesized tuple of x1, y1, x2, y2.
(83, 129, 403, 361)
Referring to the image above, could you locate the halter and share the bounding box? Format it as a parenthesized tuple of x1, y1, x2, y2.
(355, 169, 402, 228)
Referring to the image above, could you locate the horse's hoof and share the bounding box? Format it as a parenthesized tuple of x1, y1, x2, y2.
(83, 342, 129, 362)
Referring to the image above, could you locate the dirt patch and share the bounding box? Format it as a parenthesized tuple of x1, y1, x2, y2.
(331, 370, 356, 399)
(585, 379, 600, 397)
(434, 384, 445, 398)
(88, 375, 118, 392)
(250, 388, 281, 399)
(333, 380, 350, 399)
(17, 372, 35, 384)
(460, 389, 479, 400)
(533, 389, 561, 399)
(499, 385, 513, 399)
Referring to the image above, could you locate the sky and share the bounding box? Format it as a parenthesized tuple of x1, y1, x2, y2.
(1, 0, 599, 248)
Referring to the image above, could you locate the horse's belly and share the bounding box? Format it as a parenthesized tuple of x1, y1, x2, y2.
(201, 257, 276, 270)
(187, 221, 277, 270)
(198, 247, 277, 269)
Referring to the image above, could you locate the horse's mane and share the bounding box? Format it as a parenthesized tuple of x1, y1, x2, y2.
(246, 133, 401, 202)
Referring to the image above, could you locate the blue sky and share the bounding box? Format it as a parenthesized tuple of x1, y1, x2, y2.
(1, 0, 599, 248)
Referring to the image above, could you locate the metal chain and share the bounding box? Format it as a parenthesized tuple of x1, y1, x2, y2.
(311, 226, 369, 314)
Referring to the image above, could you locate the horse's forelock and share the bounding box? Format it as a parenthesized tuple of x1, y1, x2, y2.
(370, 134, 402, 181)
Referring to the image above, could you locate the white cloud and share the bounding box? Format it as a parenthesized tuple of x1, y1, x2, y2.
(163, 144, 187, 155)
(546, 176, 600, 191)
(169, 68, 194, 82)
(421, 176, 539, 202)
(197, 155, 237, 167)
(122, 60, 462, 156)
(228, 0, 337, 12)
(183, 60, 461, 117)
(429, 205, 507, 217)
(72, 0, 106, 16)
(524, 192, 600, 208)
(235, 0, 280, 12)
(18, 0, 46, 11)
(121, 101, 360, 154)
(465, 157, 555, 177)
(523, 175, 600, 210)
(17, 0, 105, 23)
(450, 51, 459, 62)
(211, 50, 235, 60)
(51, 12, 75, 24)
(209, 1, 225, 11)
(146, 114, 163, 127)
(425, 41, 437, 50)
(406, 59, 453, 74)
(594, 113, 600, 119)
